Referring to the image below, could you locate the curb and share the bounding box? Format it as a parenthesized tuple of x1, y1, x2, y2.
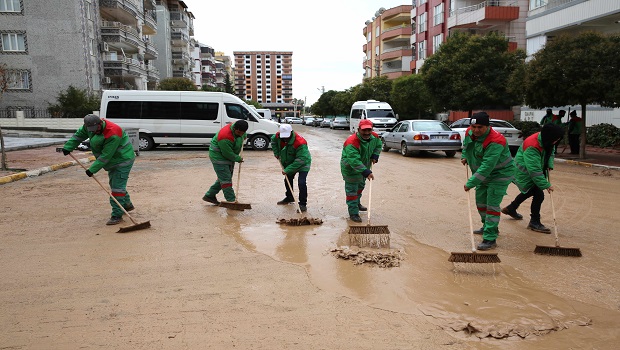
(3, 139, 68, 152)
(0, 156, 96, 185)
(555, 158, 620, 171)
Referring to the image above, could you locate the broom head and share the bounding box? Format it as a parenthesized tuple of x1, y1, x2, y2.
(219, 201, 252, 211)
(449, 251, 501, 263)
(276, 217, 323, 226)
(534, 245, 582, 257)
(348, 224, 390, 248)
(117, 220, 151, 233)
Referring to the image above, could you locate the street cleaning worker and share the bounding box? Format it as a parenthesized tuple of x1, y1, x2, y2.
(202, 120, 248, 204)
(567, 110, 583, 155)
(61, 114, 136, 225)
(271, 124, 312, 212)
(501, 124, 565, 233)
(340, 119, 382, 223)
(461, 112, 515, 250)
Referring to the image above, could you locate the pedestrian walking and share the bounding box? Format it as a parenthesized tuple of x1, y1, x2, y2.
(461, 112, 515, 250)
(271, 124, 312, 212)
(340, 119, 382, 222)
(202, 120, 248, 205)
(61, 114, 136, 225)
(501, 124, 565, 233)
(567, 110, 583, 155)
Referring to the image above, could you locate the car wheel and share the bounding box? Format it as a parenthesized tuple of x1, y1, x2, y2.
(139, 134, 155, 151)
(250, 134, 269, 150)
(400, 142, 410, 157)
(445, 150, 457, 158)
(381, 138, 391, 152)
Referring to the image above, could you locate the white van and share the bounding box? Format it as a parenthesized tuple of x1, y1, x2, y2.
(255, 108, 272, 121)
(349, 100, 398, 133)
(100, 90, 280, 151)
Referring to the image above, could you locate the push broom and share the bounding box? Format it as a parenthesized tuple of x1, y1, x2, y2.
(534, 173, 582, 257)
(219, 146, 252, 211)
(68, 152, 151, 233)
(348, 166, 390, 248)
(449, 166, 500, 263)
(275, 163, 322, 226)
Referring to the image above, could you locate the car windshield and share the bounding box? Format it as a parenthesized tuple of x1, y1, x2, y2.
(412, 121, 451, 131)
(366, 110, 394, 119)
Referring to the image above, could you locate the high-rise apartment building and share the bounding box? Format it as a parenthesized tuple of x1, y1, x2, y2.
(362, 5, 414, 79)
(191, 41, 215, 89)
(153, 0, 194, 81)
(233, 51, 293, 104)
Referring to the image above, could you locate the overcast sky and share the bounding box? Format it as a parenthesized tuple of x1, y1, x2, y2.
(182, 0, 410, 106)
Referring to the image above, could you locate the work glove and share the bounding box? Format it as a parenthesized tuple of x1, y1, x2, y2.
(362, 169, 372, 178)
(85, 169, 93, 177)
(371, 154, 379, 164)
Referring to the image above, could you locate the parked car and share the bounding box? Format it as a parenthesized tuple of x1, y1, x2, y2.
(381, 120, 462, 157)
(303, 117, 316, 126)
(330, 117, 350, 130)
(320, 117, 333, 128)
(311, 117, 323, 127)
(450, 118, 523, 154)
(285, 117, 303, 124)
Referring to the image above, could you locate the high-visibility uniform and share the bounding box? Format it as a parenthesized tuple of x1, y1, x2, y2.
(340, 132, 382, 216)
(271, 130, 312, 205)
(205, 122, 246, 202)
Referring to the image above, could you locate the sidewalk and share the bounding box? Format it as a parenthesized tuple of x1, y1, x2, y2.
(554, 145, 620, 169)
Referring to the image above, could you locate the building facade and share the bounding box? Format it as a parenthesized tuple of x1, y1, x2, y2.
(233, 51, 293, 104)
(153, 0, 194, 81)
(362, 5, 414, 79)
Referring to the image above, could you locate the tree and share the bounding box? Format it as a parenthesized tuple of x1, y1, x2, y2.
(420, 31, 526, 116)
(224, 72, 234, 94)
(47, 85, 100, 118)
(201, 85, 223, 92)
(311, 90, 339, 117)
(331, 90, 355, 116)
(390, 74, 433, 119)
(353, 76, 393, 103)
(158, 77, 197, 91)
(523, 31, 620, 158)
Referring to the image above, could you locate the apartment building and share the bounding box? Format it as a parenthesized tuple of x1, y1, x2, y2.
(191, 41, 215, 89)
(233, 51, 293, 104)
(362, 5, 414, 79)
(153, 0, 193, 81)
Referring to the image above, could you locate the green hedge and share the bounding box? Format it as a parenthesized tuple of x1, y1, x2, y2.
(586, 123, 620, 148)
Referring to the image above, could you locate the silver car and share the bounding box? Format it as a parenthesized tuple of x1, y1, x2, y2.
(381, 120, 462, 158)
(450, 118, 523, 155)
(330, 117, 350, 130)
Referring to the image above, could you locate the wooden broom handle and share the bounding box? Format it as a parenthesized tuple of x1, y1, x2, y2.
(235, 146, 244, 202)
(548, 172, 560, 247)
(68, 153, 136, 224)
(367, 164, 373, 225)
(465, 166, 476, 252)
(280, 162, 301, 214)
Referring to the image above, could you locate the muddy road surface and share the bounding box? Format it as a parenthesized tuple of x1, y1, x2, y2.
(1, 125, 619, 349)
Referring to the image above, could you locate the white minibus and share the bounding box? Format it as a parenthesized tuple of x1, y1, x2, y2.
(100, 90, 280, 151)
(349, 100, 398, 133)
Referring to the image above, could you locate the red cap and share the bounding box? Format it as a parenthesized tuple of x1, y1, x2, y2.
(359, 119, 373, 130)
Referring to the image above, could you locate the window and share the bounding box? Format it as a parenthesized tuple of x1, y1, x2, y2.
(375, 26, 380, 37)
(0, 0, 20, 12)
(181, 102, 219, 120)
(1, 33, 26, 52)
(418, 40, 426, 60)
(433, 33, 443, 53)
(418, 13, 427, 33)
(433, 3, 444, 26)
(6, 70, 30, 90)
(529, 0, 547, 10)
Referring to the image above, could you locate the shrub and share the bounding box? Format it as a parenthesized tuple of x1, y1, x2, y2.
(511, 120, 541, 139)
(586, 123, 620, 148)
(47, 86, 100, 118)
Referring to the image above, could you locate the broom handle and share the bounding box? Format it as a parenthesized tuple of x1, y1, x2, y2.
(548, 172, 560, 247)
(280, 162, 301, 214)
(465, 166, 476, 253)
(367, 164, 373, 225)
(235, 146, 244, 202)
(68, 153, 136, 225)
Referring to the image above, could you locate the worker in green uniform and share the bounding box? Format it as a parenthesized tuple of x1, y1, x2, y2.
(340, 119, 382, 223)
(271, 124, 312, 212)
(567, 110, 583, 155)
(461, 112, 515, 250)
(202, 120, 248, 204)
(501, 124, 565, 233)
(61, 114, 136, 225)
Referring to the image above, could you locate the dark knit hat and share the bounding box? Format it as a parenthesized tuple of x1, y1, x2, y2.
(541, 123, 564, 147)
(234, 120, 248, 132)
(570, 110, 577, 117)
(470, 112, 490, 126)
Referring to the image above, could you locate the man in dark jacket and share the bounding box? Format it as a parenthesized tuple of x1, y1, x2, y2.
(202, 120, 248, 204)
(271, 124, 312, 212)
(501, 124, 565, 233)
(567, 110, 583, 155)
(61, 114, 136, 225)
(461, 112, 515, 250)
(340, 119, 382, 222)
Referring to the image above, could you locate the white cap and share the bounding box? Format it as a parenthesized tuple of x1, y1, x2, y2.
(279, 124, 293, 138)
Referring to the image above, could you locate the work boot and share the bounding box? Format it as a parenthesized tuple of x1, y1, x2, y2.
(106, 216, 123, 225)
(202, 195, 220, 205)
(298, 204, 307, 212)
(473, 227, 483, 235)
(124, 203, 135, 212)
(277, 197, 294, 205)
(349, 214, 362, 223)
(501, 207, 523, 220)
(358, 204, 367, 212)
(477, 239, 497, 251)
(527, 221, 551, 234)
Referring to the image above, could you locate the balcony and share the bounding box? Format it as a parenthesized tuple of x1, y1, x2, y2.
(143, 0, 156, 11)
(101, 21, 144, 53)
(171, 29, 189, 46)
(381, 25, 410, 41)
(103, 54, 147, 79)
(171, 51, 191, 64)
(448, 1, 519, 29)
(100, 0, 139, 25)
(146, 64, 160, 81)
(142, 9, 157, 35)
(169, 11, 188, 28)
(143, 37, 158, 59)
